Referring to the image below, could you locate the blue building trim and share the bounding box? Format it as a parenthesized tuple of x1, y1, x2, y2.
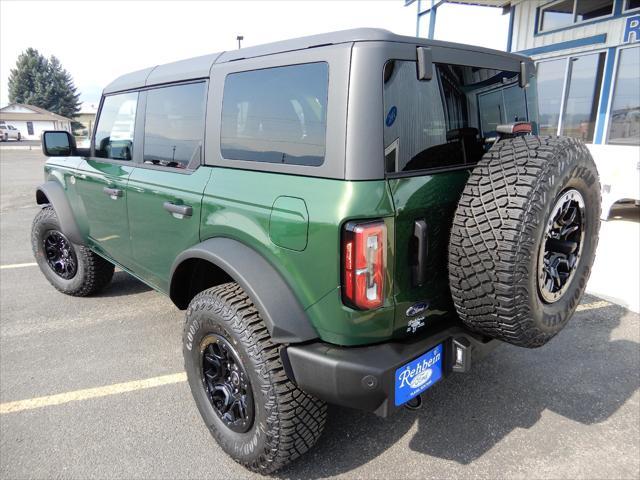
(518, 34, 607, 56)
(428, 3, 438, 39)
(507, 5, 515, 52)
(614, 0, 624, 16)
(594, 47, 618, 144)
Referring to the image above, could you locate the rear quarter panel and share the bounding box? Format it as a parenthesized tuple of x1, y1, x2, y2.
(200, 167, 396, 345)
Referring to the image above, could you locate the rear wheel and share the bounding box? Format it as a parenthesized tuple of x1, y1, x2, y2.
(31, 206, 114, 296)
(183, 283, 327, 474)
(449, 136, 601, 348)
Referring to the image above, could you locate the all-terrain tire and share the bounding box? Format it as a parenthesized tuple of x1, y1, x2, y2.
(31, 206, 114, 296)
(448, 136, 601, 348)
(183, 283, 327, 474)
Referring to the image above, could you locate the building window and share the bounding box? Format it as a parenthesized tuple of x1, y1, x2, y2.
(221, 62, 328, 167)
(538, 0, 613, 33)
(143, 82, 206, 169)
(540, 0, 574, 31)
(536, 52, 607, 142)
(26, 121, 34, 136)
(575, 0, 614, 21)
(536, 59, 566, 136)
(625, 0, 640, 11)
(607, 46, 640, 145)
(94, 92, 137, 161)
(560, 52, 606, 142)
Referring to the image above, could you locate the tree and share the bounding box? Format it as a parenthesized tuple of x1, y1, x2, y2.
(8, 48, 81, 119)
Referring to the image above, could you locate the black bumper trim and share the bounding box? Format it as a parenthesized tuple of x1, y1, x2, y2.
(285, 326, 498, 417)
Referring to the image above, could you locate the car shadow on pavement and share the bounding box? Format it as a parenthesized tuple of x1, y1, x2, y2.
(94, 271, 152, 297)
(277, 302, 639, 478)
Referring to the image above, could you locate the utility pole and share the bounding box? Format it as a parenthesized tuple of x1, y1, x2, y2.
(236, 35, 244, 49)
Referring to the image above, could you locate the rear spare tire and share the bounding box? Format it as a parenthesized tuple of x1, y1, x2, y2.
(448, 136, 601, 348)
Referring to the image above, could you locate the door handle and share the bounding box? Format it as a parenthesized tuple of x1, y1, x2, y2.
(103, 187, 123, 198)
(411, 219, 428, 287)
(163, 201, 193, 218)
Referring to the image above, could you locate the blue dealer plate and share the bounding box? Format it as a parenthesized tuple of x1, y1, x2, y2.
(394, 343, 443, 406)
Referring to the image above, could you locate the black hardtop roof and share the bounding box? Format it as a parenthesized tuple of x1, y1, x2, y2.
(103, 28, 529, 94)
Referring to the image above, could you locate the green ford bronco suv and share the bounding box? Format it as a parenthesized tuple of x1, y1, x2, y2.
(33, 29, 600, 473)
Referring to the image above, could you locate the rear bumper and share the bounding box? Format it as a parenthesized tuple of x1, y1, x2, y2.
(284, 325, 498, 417)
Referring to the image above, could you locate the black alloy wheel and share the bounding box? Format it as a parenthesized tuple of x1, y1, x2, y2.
(43, 230, 78, 279)
(200, 334, 254, 433)
(537, 189, 585, 303)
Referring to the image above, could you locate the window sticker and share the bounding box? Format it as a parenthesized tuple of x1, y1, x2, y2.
(385, 106, 397, 127)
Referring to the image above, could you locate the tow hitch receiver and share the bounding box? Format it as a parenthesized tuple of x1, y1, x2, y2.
(452, 337, 472, 373)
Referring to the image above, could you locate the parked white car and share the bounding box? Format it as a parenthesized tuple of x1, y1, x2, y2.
(0, 124, 21, 142)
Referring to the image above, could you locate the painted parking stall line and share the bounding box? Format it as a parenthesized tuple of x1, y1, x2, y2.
(0, 373, 187, 414)
(576, 300, 612, 312)
(0, 300, 612, 415)
(0, 262, 37, 270)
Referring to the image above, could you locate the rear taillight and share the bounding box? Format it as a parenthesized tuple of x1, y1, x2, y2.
(342, 220, 386, 310)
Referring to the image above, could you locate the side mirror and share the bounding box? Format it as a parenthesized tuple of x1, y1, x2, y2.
(42, 131, 76, 157)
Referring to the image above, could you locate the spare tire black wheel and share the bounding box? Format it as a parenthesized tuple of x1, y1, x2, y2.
(449, 136, 601, 348)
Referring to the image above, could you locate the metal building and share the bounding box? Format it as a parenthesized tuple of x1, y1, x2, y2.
(407, 0, 640, 218)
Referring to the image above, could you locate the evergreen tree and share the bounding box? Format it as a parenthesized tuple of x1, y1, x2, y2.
(8, 48, 81, 119)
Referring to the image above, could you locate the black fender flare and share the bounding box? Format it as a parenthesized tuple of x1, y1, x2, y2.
(36, 181, 86, 245)
(170, 237, 319, 344)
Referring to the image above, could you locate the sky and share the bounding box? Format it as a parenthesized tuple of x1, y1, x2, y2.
(0, 0, 509, 108)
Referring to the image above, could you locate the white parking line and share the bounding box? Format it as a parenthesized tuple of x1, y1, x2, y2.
(0, 372, 187, 414)
(0, 262, 37, 270)
(0, 300, 613, 415)
(576, 300, 612, 312)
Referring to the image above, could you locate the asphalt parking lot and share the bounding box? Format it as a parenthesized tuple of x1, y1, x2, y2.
(1, 149, 639, 479)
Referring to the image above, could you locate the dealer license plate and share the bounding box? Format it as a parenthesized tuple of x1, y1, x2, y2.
(394, 343, 443, 406)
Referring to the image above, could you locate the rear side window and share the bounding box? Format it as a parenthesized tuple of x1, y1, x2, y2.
(143, 82, 207, 169)
(94, 92, 138, 160)
(221, 62, 328, 167)
(383, 60, 536, 173)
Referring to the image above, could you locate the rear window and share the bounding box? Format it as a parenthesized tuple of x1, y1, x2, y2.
(383, 61, 538, 173)
(143, 82, 206, 169)
(221, 62, 329, 167)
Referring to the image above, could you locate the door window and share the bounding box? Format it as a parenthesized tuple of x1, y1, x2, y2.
(94, 92, 138, 160)
(221, 62, 329, 167)
(143, 82, 207, 169)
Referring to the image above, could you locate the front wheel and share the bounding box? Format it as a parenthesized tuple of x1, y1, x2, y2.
(183, 283, 327, 474)
(31, 206, 114, 296)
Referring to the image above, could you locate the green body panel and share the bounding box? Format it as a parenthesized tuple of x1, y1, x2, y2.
(74, 159, 134, 266)
(43, 158, 84, 231)
(201, 167, 395, 346)
(42, 158, 468, 347)
(269, 196, 309, 252)
(387, 170, 470, 334)
(126, 167, 212, 291)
